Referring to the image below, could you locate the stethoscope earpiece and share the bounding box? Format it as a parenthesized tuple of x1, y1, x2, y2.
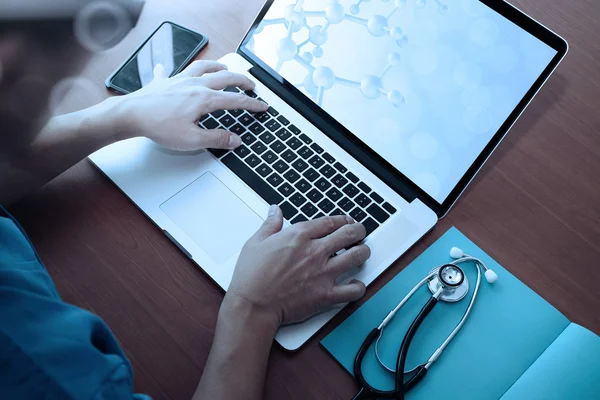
(449, 247, 464, 259)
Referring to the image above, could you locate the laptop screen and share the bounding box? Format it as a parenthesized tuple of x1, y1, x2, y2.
(240, 0, 559, 203)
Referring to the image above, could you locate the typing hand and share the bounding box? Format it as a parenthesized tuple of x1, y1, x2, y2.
(116, 60, 268, 151)
(227, 205, 370, 327)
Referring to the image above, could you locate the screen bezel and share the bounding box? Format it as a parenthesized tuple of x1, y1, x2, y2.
(106, 21, 208, 95)
(237, 0, 568, 217)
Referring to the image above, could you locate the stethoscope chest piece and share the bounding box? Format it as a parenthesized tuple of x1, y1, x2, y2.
(428, 264, 469, 302)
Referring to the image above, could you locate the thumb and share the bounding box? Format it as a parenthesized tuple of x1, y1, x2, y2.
(153, 63, 169, 81)
(252, 205, 284, 242)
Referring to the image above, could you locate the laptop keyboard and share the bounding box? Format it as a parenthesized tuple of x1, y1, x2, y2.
(199, 87, 398, 238)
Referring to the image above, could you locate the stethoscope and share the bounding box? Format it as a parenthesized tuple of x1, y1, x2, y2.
(352, 247, 498, 400)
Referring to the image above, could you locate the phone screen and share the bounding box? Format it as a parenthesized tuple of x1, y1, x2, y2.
(108, 22, 207, 94)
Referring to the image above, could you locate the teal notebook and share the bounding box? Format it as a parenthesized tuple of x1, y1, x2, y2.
(322, 227, 600, 399)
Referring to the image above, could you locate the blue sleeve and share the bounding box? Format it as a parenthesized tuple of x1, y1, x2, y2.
(0, 213, 151, 400)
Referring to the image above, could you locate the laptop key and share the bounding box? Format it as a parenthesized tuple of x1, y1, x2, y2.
(224, 86, 240, 93)
(267, 173, 284, 187)
(333, 162, 348, 174)
(270, 140, 286, 154)
(255, 112, 270, 123)
(239, 113, 255, 126)
(275, 127, 292, 141)
(330, 209, 345, 216)
(249, 122, 265, 135)
(280, 201, 298, 219)
(230, 109, 244, 118)
(234, 145, 250, 158)
(320, 165, 336, 178)
(318, 198, 335, 213)
(241, 132, 257, 145)
(303, 168, 319, 182)
(298, 146, 314, 160)
(358, 182, 372, 194)
(259, 132, 276, 144)
(199, 114, 210, 123)
(309, 155, 325, 169)
(346, 172, 359, 183)
(277, 115, 290, 126)
(245, 154, 261, 168)
(251, 142, 267, 155)
(202, 117, 219, 130)
(212, 110, 226, 119)
(221, 154, 283, 204)
(284, 170, 301, 183)
(370, 192, 384, 204)
(350, 207, 367, 222)
(314, 212, 325, 219)
(322, 152, 336, 163)
(382, 202, 397, 215)
(282, 150, 298, 163)
(267, 106, 279, 117)
(273, 160, 289, 173)
(367, 204, 390, 223)
(338, 197, 355, 212)
(294, 179, 311, 193)
(230, 123, 245, 136)
(310, 143, 324, 154)
(287, 137, 303, 150)
(299, 133, 312, 144)
(278, 183, 294, 197)
(343, 184, 359, 198)
(290, 193, 307, 207)
(326, 188, 343, 202)
(256, 163, 273, 178)
(291, 214, 308, 224)
(289, 124, 301, 135)
(219, 114, 236, 128)
(362, 217, 379, 237)
(265, 119, 282, 132)
(332, 174, 348, 188)
(355, 193, 372, 208)
(307, 189, 324, 203)
(301, 203, 318, 218)
(291, 159, 309, 173)
(315, 178, 332, 192)
(261, 150, 277, 164)
(244, 90, 258, 98)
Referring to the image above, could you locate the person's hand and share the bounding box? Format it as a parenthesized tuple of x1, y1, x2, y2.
(117, 60, 268, 151)
(227, 205, 371, 326)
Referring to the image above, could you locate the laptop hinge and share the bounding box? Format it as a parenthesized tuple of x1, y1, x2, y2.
(248, 65, 418, 204)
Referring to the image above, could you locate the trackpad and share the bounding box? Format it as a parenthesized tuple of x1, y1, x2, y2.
(160, 173, 263, 264)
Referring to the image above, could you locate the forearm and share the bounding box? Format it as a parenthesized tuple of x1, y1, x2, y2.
(194, 295, 279, 400)
(0, 97, 129, 205)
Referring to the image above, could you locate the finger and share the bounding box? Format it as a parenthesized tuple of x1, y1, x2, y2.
(153, 63, 168, 81)
(203, 91, 268, 113)
(330, 279, 366, 304)
(179, 60, 228, 78)
(300, 215, 354, 239)
(195, 128, 242, 149)
(320, 223, 367, 254)
(326, 244, 371, 276)
(201, 70, 256, 91)
(251, 205, 284, 242)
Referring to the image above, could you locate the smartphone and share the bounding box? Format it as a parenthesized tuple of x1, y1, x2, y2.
(105, 21, 208, 94)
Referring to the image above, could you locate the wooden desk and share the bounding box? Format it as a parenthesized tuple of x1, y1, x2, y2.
(10, 0, 600, 399)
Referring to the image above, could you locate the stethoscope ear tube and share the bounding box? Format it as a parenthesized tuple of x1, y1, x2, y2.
(394, 296, 439, 399)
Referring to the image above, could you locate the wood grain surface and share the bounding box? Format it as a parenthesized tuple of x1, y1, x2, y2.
(9, 0, 600, 399)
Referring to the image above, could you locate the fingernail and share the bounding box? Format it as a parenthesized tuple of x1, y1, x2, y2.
(345, 216, 354, 224)
(268, 204, 278, 216)
(228, 134, 241, 148)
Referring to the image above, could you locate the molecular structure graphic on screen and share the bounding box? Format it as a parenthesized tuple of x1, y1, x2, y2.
(253, 0, 448, 107)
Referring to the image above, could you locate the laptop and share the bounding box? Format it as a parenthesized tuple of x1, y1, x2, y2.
(90, 0, 567, 350)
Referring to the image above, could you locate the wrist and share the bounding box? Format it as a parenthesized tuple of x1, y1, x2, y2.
(221, 293, 280, 337)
